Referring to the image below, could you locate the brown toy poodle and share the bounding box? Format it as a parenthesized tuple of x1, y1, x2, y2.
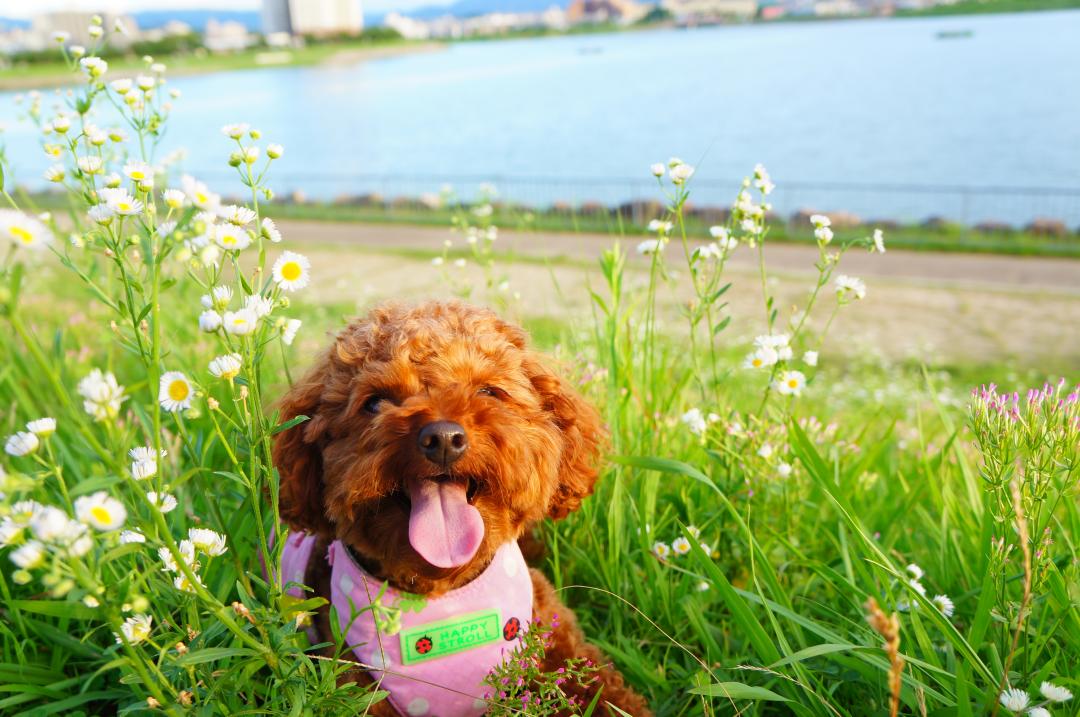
(272, 300, 651, 716)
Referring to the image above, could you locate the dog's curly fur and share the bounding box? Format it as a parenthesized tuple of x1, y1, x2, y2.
(273, 300, 651, 716)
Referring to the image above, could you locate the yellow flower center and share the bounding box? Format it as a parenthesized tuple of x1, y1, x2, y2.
(10, 227, 33, 244)
(280, 261, 302, 282)
(167, 380, 189, 402)
(787, 379, 799, 389)
(221, 234, 236, 246)
(90, 505, 112, 525)
(232, 317, 247, 327)
(117, 202, 132, 212)
(752, 358, 763, 368)
(130, 171, 145, 180)
(195, 191, 208, 204)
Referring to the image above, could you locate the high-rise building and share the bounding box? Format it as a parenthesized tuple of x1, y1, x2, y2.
(261, 0, 364, 37)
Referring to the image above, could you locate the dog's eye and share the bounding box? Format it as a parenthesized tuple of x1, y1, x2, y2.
(362, 395, 386, 414)
(478, 386, 507, 400)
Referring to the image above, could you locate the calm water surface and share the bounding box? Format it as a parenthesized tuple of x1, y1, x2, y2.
(3, 10, 1079, 223)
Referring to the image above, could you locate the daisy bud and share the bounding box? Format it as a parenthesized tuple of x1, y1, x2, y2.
(249, 128, 262, 139)
(88, 25, 104, 39)
(650, 162, 665, 177)
(267, 144, 283, 159)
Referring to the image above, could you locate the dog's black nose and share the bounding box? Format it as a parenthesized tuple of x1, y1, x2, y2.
(418, 421, 468, 467)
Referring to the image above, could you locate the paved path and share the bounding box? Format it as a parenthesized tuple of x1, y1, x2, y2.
(280, 220, 1080, 293)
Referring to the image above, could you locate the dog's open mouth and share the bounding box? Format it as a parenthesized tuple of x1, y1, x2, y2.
(405, 474, 485, 569)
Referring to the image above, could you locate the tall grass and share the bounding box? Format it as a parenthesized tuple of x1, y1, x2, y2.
(0, 23, 1077, 716)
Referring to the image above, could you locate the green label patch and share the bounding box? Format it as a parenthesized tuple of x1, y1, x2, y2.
(400, 609, 501, 665)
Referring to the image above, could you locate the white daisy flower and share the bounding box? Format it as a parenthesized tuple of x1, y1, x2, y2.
(647, 219, 672, 234)
(123, 161, 153, 185)
(0, 210, 53, 250)
(223, 309, 258, 336)
(651, 541, 670, 560)
(5, 431, 39, 457)
(156, 221, 176, 238)
(146, 491, 178, 513)
(115, 614, 152, 645)
(221, 123, 250, 139)
(680, 408, 712, 436)
(0, 519, 23, 547)
(208, 353, 242, 380)
(777, 462, 793, 478)
(158, 540, 197, 573)
(649, 162, 665, 177)
(103, 172, 122, 188)
(810, 214, 831, 228)
(932, 594, 955, 617)
(59, 521, 92, 557)
(905, 563, 924, 580)
(775, 370, 806, 396)
(999, 688, 1029, 713)
(10, 540, 45, 569)
(872, 228, 886, 253)
(181, 175, 220, 210)
(131, 460, 157, 480)
(110, 78, 133, 94)
(693, 243, 723, 261)
(281, 318, 301, 346)
(211, 224, 252, 252)
(158, 371, 193, 412)
(267, 143, 284, 159)
(1040, 682, 1072, 703)
(814, 226, 834, 244)
(76, 156, 103, 175)
(188, 528, 228, 556)
(101, 188, 143, 216)
(637, 239, 665, 255)
(88, 204, 114, 225)
(199, 310, 222, 333)
(261, 217, 282, 243)
(670, 163, 694, 184)
(135, 74, 154, 91)
(709, 225, 730, 240)
(74, 491, 127, 531)
(753, 163, 775, 194)
(26, 417, 57, 437)
(757, 443, 774, 459)
(162, 189, 186, 208)
(44, 164, 65, 182)
(241, 146, 259, 164)
(129, 446, 167, 463)
(743, 347, 779, 370)
(174, 572, 204, 593)
(220, 204, 257, 226)
(803, 350, 819, 367)
(53, 30, 70, 43)
(80, 56, 108, 79)
(453, 258, 467, 268)
(272, 251, 311, 291)
(672, 536, 692, 555)
(244, 294, 274, 318)
(835, 274, 867, 301)
(119, 530, 146, 544)
(29, 506, 70, 542)
(201, 285, 233, 310)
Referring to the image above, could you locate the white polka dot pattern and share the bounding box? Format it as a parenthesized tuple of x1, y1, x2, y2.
(406, 697, 430, 715)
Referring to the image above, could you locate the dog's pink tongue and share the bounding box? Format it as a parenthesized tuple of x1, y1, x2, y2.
(407, 478, 484, 569)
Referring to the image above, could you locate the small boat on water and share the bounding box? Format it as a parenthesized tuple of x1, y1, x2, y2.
(936, 29, 974, 39)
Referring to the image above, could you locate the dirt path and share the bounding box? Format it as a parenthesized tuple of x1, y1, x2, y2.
(278, 220, 1080, 293)
(279, 220, 1080, 367)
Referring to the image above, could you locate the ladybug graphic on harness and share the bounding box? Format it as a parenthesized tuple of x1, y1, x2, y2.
(503, 617, 521, 641)
(415, 636, 433, 655)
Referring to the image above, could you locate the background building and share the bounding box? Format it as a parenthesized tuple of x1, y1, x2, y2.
(262, 0, 364, 37)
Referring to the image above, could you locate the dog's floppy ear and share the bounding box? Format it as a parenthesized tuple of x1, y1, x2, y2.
(273, 350, 334, 537)
(526, 356, 606, 520)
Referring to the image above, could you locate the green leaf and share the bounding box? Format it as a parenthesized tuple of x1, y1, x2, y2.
(174, 647, 257, 666)
(8, 600, 98, 621)
(689, 681, 790, 702)
(608, 455, 721, 497)
(271, 414, 310, 435)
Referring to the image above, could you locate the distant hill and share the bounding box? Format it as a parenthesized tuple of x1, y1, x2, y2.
(132, 9, 263, 33)
(368, 0, 566, 24)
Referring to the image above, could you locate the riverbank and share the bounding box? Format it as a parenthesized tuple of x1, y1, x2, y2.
(0, 40, 444, 91)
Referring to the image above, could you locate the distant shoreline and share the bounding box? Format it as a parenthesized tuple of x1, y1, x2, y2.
(0, 41, 445, 92)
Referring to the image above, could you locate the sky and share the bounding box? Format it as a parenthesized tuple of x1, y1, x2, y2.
(0, 0, 453, 19)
